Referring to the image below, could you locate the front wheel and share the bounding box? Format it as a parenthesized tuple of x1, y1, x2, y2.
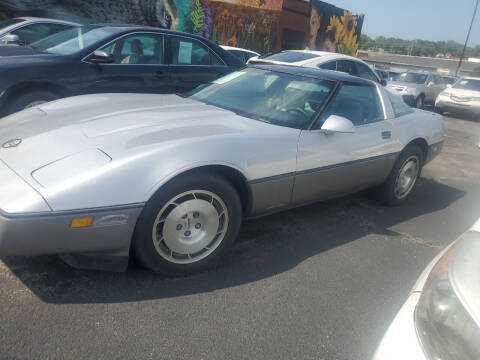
(133, 173, 242, 276)
(380, 145, 423, 206)
(415, 95, 424, 109)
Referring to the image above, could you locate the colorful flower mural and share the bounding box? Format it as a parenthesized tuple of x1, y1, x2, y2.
(0, 0, 363, 55)
(307, 0, 364, 56)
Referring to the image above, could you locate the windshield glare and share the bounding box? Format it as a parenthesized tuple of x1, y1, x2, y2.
(397, 72, 428, 84)
(453, 79, 480, 91)
(30, 26, 120, 55)
(261, 52, 320, 63)
(187, 68, 335, 129)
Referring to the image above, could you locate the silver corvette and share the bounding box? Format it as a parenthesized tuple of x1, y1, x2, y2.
(0, 65, 444, 275)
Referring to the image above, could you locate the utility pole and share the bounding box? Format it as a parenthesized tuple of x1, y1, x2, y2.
(456, 0, 479, 76)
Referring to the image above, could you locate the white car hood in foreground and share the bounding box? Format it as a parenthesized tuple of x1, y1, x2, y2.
(0, 93, 299, 212)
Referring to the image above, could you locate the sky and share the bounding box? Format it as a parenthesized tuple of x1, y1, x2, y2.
(330, 0, 480, 46)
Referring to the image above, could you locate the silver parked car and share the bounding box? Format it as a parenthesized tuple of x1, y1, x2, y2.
(387, 71, 447, 108)
(248, 50, 385, 85)
(0, 17, 79, 46)
(0, 65, 444, 275)
(435, 77, 480, 118)
(373, 218, 480, 360)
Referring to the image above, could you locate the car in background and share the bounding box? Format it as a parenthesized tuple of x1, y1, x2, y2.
(373, 67, 389, 82)
(0, 17, 79, 46)
(386, 71, 446, 108)
(220, 45, 259, 63)
(441, 75, 458, 86)
(248, 50, 385, 85)
(388, 70, 401, 81)
(435, 77, 480, 118)
(0, 24, 244, 115)
(0, 65, 444, 275)
(373, 218, 480, 360)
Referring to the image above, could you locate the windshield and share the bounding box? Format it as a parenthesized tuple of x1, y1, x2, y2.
(0, 18, 25, 29)
(260, 51, 320, 63)
(397, 72, 428, 84)
(29, 26, 121, 55)
(186, 68, 335, 129)
(453, 78, 480, 91)
(442, 77, 457, 85)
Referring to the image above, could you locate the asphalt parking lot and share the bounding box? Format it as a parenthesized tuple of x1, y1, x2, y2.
(1, 115, 479, 360)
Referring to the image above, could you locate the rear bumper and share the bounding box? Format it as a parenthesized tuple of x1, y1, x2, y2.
(0, 205, 143, 269)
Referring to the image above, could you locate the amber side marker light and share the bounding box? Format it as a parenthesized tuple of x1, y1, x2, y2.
(71, 216, 93, 228)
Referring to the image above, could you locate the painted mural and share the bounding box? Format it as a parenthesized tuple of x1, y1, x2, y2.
(307, 0, 364, 56)
(0, 0, 281, 54)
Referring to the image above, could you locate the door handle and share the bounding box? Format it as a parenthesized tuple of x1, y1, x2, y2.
(381, 131, 391, 139)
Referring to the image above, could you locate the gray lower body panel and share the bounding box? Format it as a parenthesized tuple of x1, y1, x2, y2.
(248, 174, 295, 217)
(0, 205, 143, 271)
(292, 154, 397, 206)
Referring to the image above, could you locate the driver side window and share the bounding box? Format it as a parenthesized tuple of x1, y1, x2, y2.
(315, 84, 383, 128)
(99, 33, 165, 65)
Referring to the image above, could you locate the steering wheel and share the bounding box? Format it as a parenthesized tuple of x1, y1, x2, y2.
(285, 107, 309, 122)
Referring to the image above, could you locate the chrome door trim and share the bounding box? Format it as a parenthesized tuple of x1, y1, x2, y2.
(376, 84, 388, 119)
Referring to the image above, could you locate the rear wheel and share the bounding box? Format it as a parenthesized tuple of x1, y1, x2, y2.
(380, 145, 423, 206)
(9, 90, 58, 114)
(134, 173, 242, 276)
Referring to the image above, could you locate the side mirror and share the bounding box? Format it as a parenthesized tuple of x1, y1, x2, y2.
(380, 79, 387, 86)
(89, 50, 115, 64)
(320, 115, 356, 134)
(446, 84, 452, 88)
(0, 33, 20, 45)
(427, 81, 434, 87)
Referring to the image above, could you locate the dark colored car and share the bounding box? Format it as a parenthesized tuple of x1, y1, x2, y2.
(0, 25, 244, 115)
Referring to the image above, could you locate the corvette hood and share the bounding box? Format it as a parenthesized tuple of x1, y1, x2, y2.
(0, 93, 266, 186)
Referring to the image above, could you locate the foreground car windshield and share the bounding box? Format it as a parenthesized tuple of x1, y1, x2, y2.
(29, 26, 120, 55)
(453, 78, 480, 91)
(187, 68, 335, 128)
(397, 72, 428, 84)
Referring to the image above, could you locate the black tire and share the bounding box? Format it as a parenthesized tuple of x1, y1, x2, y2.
(415, 94, 424, 109)
(133, 172, 242, 276)
(9, 90, 58, 114)
(380, 144, 423, 206)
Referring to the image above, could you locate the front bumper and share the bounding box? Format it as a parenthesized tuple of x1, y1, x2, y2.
(373, 292, 426, 360)
(0, 205, 143, 270)
(435, 97, 480, 117)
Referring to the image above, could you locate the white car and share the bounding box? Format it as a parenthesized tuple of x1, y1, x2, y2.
(435, 77, 480, 118)
(0, 65, 444, 275)
(248, 50, 384, 85)
(0, 17, 79, 46)
(220, 45, 260, 63)
(373, 218, 480, 360)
